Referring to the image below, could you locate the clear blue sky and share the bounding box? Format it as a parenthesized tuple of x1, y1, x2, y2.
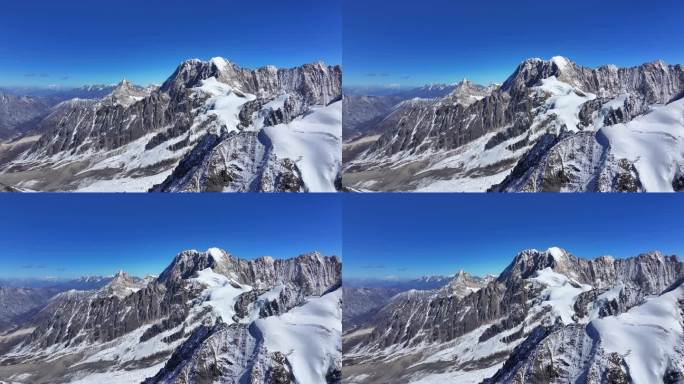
(344, 0, 684, 87)
(0, 194, 341, 279)
(0, 0, 341, 87)
(344, 194, 684, 279)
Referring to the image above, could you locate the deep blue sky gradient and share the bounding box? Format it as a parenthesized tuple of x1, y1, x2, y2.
(344, 194, 684, 279)
(0, 0, 341, 87)
(344, 0, 684, 87)
(0, 194, 341, 278)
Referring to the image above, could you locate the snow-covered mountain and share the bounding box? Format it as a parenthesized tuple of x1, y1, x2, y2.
(0, 58, 342, 192)
(0, 85, 121, 140)
(343, 247, 684, 383)
(0, 248, 342, 384)
(344, 57, 684, 192)
(343, 271, 493, 335)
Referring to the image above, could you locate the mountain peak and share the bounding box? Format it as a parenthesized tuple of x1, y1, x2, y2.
(113, 270, 129, 279)
(502, 56, 579, 92)
(111, 78, 135, 94)
(455, 269, 468, 280)
(454, 78, 474, 90)
(206, 247, 227, 263)
(546, 246, 566, 261)
(550, 56, 572, 71)
(100, 270, 144, 298)
(209, 57, 233, 72)
(103, 78, 149, 107)
(442, 79, 492, 106)
(499, 248, 568, 281)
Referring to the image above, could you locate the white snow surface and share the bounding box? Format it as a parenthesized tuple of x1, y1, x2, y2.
(531, 268, 592, 324)
(67, 362, 165, 384)
(600, 97, 684, 191)
(547, 246, 565, 261)
(591, 284, 684, 383)
(207, 247, 226, 263)
(254, 288, 341, 384)
(193, 268, 252, 323)
(534, 76, 596, 133)
(551, 56, 572, 73)
(195, 77, 256, 134)
(407, 365, 502, 384)
(263, 100, 341, 192)
(410, 127, 530, 192)
(76, 170, 173, 192)
(586, 282, 625, 320)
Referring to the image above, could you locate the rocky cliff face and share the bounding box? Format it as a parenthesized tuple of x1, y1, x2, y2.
(343, 248, 684, 384)
(0, 58, 342, 192)
(344, 57, 684, 192)
(0, 248, 341, 384)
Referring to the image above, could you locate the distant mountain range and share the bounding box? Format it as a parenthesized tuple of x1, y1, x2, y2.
(343, 247, 684, 383)
(0, 276, 113, 332)
(0, 248, 342, 384)
(343, 271, 495, 332)
(342, 80, 498, 136)
(0, 85, 118, 139)
(344, 57, 684, 192)
(0, 58, 342, 192)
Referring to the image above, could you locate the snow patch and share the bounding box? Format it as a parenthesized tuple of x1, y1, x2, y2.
(600, 97, 684, 191)
(547, 247, 565, 261)
(193, 268, 252, 324)
(591, 284, 684, 383)
(531, 268, 592, 324)
(195, 77, 256, 134)
(534, 76, 596, 133)
(263, 100, 341, 192)
(67, 362, 166, 384)
(255, 289, 341, 384)
(550, 56, 571, 73)
(209, 57, 231, 72)
(206, 247, 226, 263)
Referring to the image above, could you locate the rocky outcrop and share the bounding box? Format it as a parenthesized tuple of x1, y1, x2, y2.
(25, 278, 195, 348)
(439, 269, 493, 297)
(150, 130, 306, 192)
(144, 322, 280, 384)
